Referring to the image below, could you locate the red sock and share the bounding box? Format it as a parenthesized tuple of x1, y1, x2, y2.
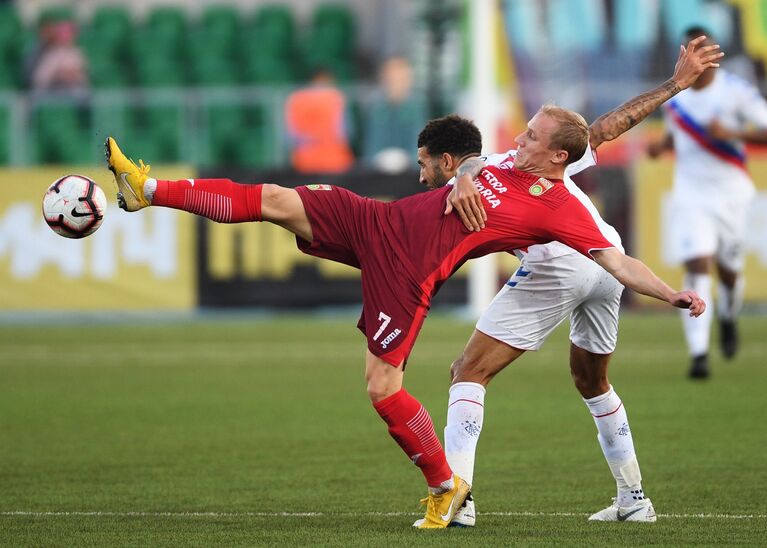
(153, 179, 262, 223)
(373, 389, 453, 487)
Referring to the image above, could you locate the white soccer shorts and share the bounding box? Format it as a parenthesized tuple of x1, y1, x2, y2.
(665, 194, 751, 271)
(476, 252, 624, 354)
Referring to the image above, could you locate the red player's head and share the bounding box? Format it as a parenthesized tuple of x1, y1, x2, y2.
(417, 115, 482, 189)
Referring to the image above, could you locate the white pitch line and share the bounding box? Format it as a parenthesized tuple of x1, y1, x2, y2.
(1, 511, 765, 520)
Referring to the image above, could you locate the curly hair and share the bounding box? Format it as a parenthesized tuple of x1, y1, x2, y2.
(417, 115, 482, 157)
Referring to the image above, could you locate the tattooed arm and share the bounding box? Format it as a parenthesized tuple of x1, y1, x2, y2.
(589, 35, 723, 149)
(445, 156, 488, 231)
(456, 157, 486, 179)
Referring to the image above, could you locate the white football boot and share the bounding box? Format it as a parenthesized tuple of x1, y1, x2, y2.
(588, 498, 657, 522)
(449, 492, 475, 527)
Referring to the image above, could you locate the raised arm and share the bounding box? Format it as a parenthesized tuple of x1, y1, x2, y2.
(589, 35, 723, 149)
(592, 248, 706, 316)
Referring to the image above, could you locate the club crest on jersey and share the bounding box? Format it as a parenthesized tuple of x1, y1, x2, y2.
(306, 184, 332, 191)
(529, 177, 554, 196)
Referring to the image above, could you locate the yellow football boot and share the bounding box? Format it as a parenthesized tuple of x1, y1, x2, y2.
(104, 137, 152, 211)
(412, 475, 470, 529)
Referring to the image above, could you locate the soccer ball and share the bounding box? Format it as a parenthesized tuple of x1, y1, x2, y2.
(42, 175, 107, 238)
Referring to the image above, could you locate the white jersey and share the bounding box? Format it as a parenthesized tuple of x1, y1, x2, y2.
(480, 144, 623, 261)
(663, 69, 767, 199)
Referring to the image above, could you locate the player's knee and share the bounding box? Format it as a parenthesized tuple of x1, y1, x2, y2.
(260, 184, 296, 221)
(570, 368, 609, 398)
(685, 256, 711, 274)
(451, 354, 494, 385)
(449, 356, 464, 383)
(366, 377, 397, 403)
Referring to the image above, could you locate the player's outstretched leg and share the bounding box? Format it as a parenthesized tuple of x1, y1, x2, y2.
(105, 136, 265, 224)
(105, 137, 152, 211)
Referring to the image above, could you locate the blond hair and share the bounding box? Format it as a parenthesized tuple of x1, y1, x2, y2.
(537, 104, 589, 165)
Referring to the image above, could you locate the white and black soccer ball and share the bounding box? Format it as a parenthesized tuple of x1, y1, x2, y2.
(42, 175, 107, 239)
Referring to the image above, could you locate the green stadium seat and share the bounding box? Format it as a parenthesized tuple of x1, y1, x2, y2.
(0, 7, 23, 88)
(0, 60, 18, 88)
(37, 6, 76, 27)
(92, 98, 131, 142)
(187, 10, 240, 86)
(189, 53, 239, 85)
(242, 54, 297, 84)
(201, 103, 272, 167)
(235, 132, 270, 168)
(32, 102, 93, 164)
(145, 7, 187, 54)
(0, 4, 21, 47)
(240, 5, 298, 84)
(131, 31, 186, 87)
(87, 56, 130, 88)
(83, 6, 133, 70)
(238, 104, 274, 168)
(311, 4, 355, 54)
(250, 5, 295, 54)
(91, 6, 132, 44)
(130, 103, 183, 162)
(0, 102, 10, 164)
(303, 5, 356, 80)
(199, 4, 240, 53)
(134, 57, 185, 87)
(203, 103, 243, 165)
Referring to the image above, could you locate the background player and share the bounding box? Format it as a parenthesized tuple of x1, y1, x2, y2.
(105, 113, 703, 528)
(414, 35, 722, 525)
(648, 27, 767, 379)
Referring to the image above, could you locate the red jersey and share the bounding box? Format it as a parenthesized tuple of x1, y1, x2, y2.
(295, 164, 615, 366)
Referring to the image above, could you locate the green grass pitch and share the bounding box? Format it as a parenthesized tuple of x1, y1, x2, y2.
(1, 313, 765, 546)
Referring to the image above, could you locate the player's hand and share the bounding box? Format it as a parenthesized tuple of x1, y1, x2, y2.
(444, 173, 487, 231)
(671, 35, 724, 90)
(708, 119, 738, 140)
(670, 290, 706, 317)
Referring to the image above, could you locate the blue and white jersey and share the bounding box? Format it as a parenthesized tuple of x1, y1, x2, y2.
(663, 69, 767, 199)
(479, 143, 623, 261)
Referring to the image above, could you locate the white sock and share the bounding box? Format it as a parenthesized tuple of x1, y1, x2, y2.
(584, 386, 645, 506)
(682, 273, 713, 356)
(143, 178, 158, 203)
(428, 476, 455, 495)
(717, 278, 744, 321)
(444, 382, 485, 487)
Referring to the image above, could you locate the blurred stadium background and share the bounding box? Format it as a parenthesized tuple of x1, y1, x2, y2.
(1, 1, 767, 544)
(1, 0, 767, 313)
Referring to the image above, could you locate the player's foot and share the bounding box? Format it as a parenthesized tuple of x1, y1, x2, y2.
(719, 319, 738, 359)
(412, 475, 470, 529)
(588, 498, 657, 522)
(688, 354, 710, 379)
(449, 492, 475, 527)
(105, 136, 152, 212)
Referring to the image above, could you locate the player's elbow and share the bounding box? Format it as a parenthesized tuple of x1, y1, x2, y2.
(592, 249, 626, 281)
